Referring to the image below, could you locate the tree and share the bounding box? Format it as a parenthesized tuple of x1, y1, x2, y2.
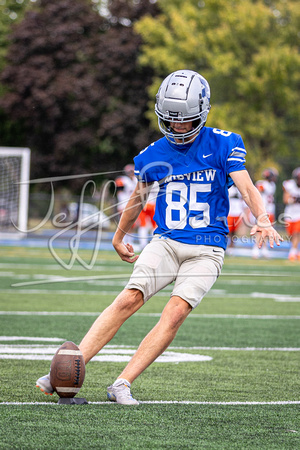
(0, 0, 160, 184)
(135, 0, 300, 177)
(0, 0, 37, 147)
(0, 0, 36, 72)
(93, 0, 160, 167)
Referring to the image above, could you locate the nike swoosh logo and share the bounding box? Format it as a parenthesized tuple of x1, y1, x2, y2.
(203, 153, 213, 158)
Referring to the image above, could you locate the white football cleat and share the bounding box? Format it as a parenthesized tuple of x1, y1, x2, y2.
(107, 378, 139, 405)
(36, 373, 54, 395)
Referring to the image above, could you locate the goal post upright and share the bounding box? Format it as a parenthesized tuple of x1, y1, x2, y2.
(0, 147, 31, 238)
(17, 148, 31, 232)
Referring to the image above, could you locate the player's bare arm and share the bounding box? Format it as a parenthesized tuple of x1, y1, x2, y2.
(113, 181, 151, 262)
(230, 170, 283, 248)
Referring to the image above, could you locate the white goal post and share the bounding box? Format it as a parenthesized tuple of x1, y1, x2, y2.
(0, 147, 31, 237)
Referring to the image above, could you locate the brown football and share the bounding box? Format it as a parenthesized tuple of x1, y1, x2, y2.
(50, 341, 85, 398)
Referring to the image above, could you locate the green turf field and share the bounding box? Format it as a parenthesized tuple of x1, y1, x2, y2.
(0, 246, 299, 449)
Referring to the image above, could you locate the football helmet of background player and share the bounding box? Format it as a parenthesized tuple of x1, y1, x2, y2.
(292, 167, 300, 187)
(124, 164, 135, 177)
(262, 168, 279, 183)
(155, 69, 211, 145)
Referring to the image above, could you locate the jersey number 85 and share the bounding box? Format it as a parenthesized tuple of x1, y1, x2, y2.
(165, 182, 211, 229)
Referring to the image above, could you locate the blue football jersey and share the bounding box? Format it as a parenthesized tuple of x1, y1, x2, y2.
(134, 127, 247, 249)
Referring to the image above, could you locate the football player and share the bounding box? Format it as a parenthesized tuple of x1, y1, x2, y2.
(115, 164, 137, 245)
(227, 184, 246, 254)
(36, 70, 283, 404)
(136, 181, 159, 249)
(283, 167, 300, 260)
(252, 167, 278, 258)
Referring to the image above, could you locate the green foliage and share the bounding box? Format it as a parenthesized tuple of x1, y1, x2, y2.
(0, 0, 160, 183)
(135, 0, 300, 176)
(0, 0, 37, 145)
(0, 0, 35, 71)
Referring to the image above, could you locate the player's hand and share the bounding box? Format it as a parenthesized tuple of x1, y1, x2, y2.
(250, 224, 283, 248)
(113, 240, 139, 263)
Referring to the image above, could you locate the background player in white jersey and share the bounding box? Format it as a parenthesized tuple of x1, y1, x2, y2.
(115, 164, 137, 245)
(227, 184, 246, 254)
(283, 167, 300, 261)
(36, 70, 283, 404)
(252, 168, 278, 259)
(137, 181, 159, 249)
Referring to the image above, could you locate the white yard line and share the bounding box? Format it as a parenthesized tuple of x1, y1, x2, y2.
(0, 289, 120, 296)
(0, 401, 299, 406)
(0, 342, 299, 351)
(250, 292, 300, 302)
(8, 271, 296, 289)
(168, 346, 300, 351)
(0, 311, 299, 319)
(0, 263, 124, 271)
(224, 280, 300, 286)
(1, 262, 294, 277)
(0, 337, 64, 342)
(2, 288, 300, 301)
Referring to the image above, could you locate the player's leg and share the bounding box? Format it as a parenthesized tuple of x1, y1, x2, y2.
(79, 234, 177, 363)
(80, 237, 180, 365)
(107, 295, 191, 405)
(36, 288, 144, 395)
(287, 221, 300, 260)
(289, 233, 300, 260)
(108, 242, 224, 405)
(107, 236, 181, 404)
(118, 295, 191, 383)
(37, 236, 176, 397)
(79, 288, 144, 363)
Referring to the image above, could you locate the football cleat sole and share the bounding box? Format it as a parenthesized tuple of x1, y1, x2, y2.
(36, 384, 53, 396)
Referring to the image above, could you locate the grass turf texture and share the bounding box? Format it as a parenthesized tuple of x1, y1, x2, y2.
(0, 405, 299, 449)
(0, 246, 299, 448)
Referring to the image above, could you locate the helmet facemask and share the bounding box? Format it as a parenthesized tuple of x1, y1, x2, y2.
(155, 70, 211, 145)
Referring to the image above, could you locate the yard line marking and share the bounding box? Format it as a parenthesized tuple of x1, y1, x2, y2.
(0, 289, 120, 296)
(0, 311, 299, 320)
(10, 271, 295, 288)
(0, 354, 212, 363)
(0, 345, 212, 363)
(0, 343, 299, 352)
(169, 346, 300, 351)
(1, 262, 294, 277)
(104, 344, 300, 351)
(224, 280, 300, 286)
(275, 299, 300, 303)
(0, 401, 299, 406)
(251, 292, 300, 302)
(3, 288, 300, 302)
(0, 311, 103, 316)
(0, 263, 125, 271)
(0, 337, 64, 342)
(189, 314, 300, 319)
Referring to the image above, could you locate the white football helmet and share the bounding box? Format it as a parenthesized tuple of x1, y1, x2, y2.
(262, 167, 279, 182)
(292, 167, 300, 187)
(155, 69, 211, 145)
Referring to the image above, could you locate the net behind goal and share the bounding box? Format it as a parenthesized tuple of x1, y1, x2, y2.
(0, 147, 30, 237)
